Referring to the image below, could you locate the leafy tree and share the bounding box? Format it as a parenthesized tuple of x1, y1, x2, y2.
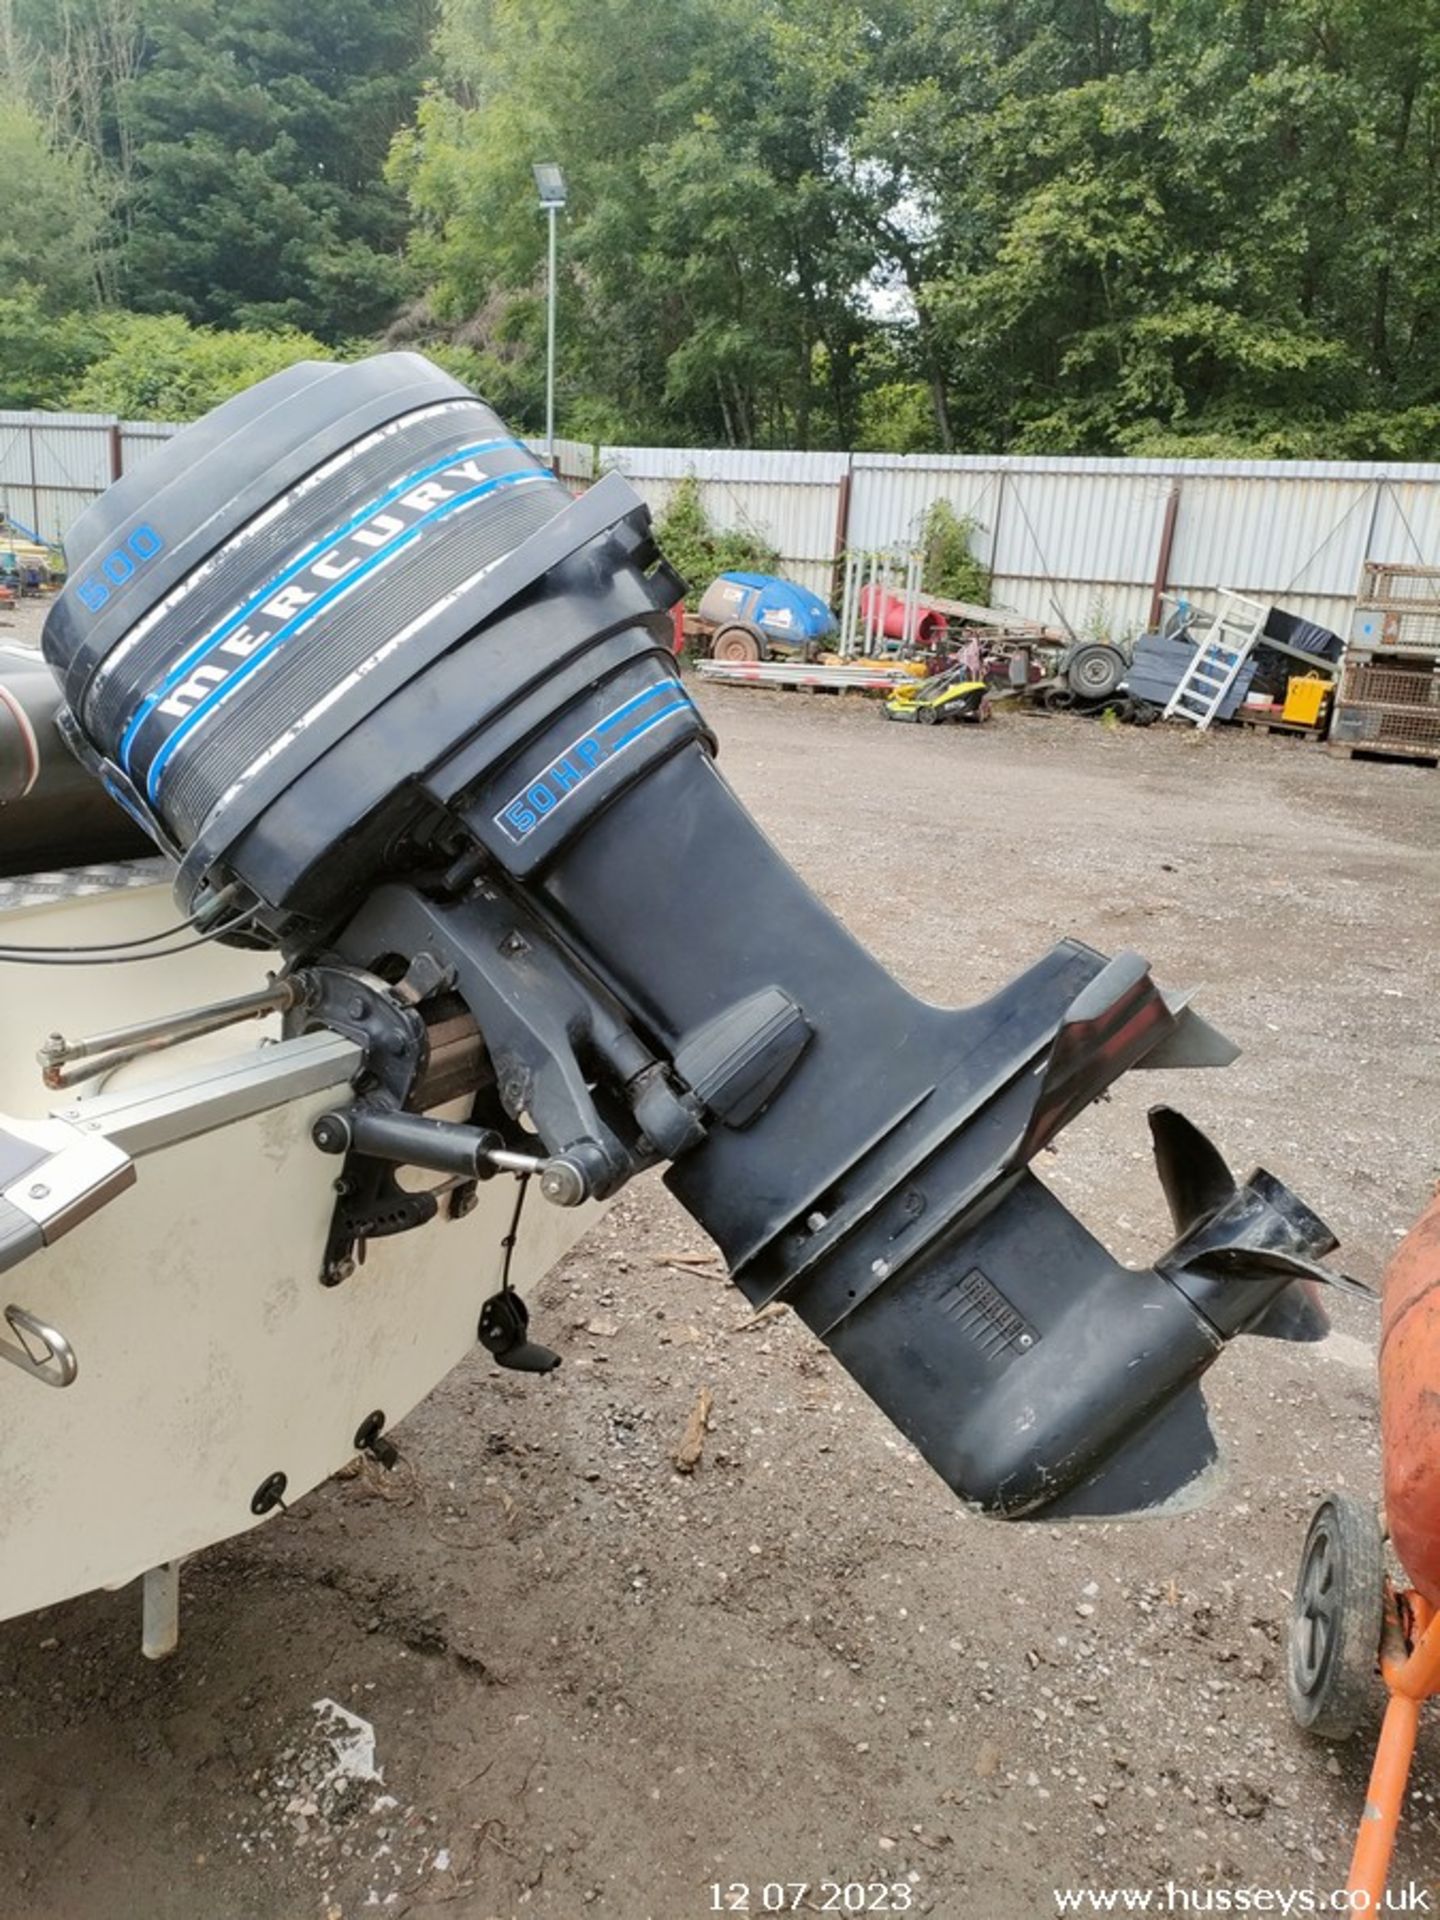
(13, 0, 437, 341)
(393, 0, 877, 446)
(4, 0, 1440, 460)
(0, 98, 109, 308)
(0, 294, 108, 408)
(859, 0, 1440, 455)
(63, 311, 333, 417)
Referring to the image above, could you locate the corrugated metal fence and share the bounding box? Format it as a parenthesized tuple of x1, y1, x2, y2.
(5, 405, 1439, 639)
(603, 447, 1440, 639)
(0, 411, 597, 545)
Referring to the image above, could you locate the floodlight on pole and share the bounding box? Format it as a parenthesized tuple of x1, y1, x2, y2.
(532, 163, 567, 464)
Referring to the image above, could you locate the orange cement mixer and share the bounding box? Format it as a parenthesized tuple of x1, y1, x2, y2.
(1288, 1193, 1440, 1901)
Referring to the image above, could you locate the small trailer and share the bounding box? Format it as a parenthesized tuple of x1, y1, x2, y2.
(693, 571, 836, 662)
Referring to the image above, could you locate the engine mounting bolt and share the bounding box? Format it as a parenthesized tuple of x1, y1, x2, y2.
(28, 1182, 48, 1200)
(539, 1159, 586, 1207)
(806, 1211, 828, 1233)
(870, 1258, 890, 1279)
(311, 1113, 349, 1153)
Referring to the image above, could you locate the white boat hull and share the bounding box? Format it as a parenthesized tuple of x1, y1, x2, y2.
(0, 866, 603, 1626)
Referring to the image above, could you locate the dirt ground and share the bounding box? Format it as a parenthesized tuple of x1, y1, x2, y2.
(2, 670, 1439, 1920)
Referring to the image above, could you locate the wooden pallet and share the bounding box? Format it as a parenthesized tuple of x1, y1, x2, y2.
(1327, 741, 1438, 769)
(1235, 712, 1324, 742)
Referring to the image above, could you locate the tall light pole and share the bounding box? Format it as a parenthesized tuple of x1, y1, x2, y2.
(532, 163, 567, 467)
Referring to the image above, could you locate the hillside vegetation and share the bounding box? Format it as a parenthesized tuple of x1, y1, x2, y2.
(5, 0, 1437, 456)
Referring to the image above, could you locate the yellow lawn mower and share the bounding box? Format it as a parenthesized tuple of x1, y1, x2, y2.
(884, 664, 993, 725)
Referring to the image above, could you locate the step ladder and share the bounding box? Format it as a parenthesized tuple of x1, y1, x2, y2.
(1163, 589, 1271, 730)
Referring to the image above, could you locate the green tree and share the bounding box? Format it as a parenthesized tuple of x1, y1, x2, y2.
(0, 97, 109, 308)
(14, 0, 439, 341)
(393, 0, 877, 446)
(859, 0, 1440, 455)
(4, 0, 1440, 461)
(121, 0, 437, 339)
(63, 310, 333, 417)
(0, 295, 107, 408)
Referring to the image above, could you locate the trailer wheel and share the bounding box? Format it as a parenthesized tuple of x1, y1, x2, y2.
(1287, 1492, 1385, 1740)
(1066, 644, 1126, 700)
(712, 624, 763, 663)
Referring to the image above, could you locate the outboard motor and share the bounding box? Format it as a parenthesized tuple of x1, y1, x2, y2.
(37, 353, 1364, 1519)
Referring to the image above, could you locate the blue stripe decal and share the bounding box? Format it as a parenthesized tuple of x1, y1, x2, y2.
(594, 684, 677, 734)
(606, 697, 692, 754)
(493, 686, 695, 846)
(117, 434, 524, 770)
(143, 467, 550, 804)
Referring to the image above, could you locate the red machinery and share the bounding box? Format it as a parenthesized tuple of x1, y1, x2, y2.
(856, 581, 948, 648)
(1287, 1194, 1440, 1900)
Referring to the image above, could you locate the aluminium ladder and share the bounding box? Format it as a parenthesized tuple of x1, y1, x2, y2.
(1162, 589, 1272, 730)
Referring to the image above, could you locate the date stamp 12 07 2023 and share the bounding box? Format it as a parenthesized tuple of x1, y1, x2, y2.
(706, 1884, 918, 1913)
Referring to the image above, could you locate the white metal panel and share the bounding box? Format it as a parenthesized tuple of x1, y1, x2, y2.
(27, 488, 86, 544)
(120, 420, 179, 476)
(0, 420, 36, 489)
(848, 460, 1003, 557)
(521, 435, 594, 486)
(1169, 474, 1376, 603)
(1369, 480, 1440, 573)
(27, 419, 113, 493)
(854, 448, 1440, 482)
(602, 446, 848, 485)
(604, 446, 847, 595)
(987, 575, 1154, 641)
(14, 406, 1440, 636)
(994, 469, 1172, 586)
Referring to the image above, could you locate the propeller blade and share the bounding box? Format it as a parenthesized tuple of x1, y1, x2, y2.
(1196, 1244, 1376, 1301)
(1247, 1280, 1332, 1344)
(1148, 1104, 1236, 1235)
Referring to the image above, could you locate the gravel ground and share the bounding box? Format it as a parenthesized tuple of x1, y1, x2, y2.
(2, 674, 1438, 1920)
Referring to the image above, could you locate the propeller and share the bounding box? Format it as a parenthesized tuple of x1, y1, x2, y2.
(1148, 1105, 1374, 1342)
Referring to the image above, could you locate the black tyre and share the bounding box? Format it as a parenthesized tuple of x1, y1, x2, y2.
(1044, 686, 1076, 713)
(1287, 1492, 1385, 1740)
(1131, 701, 1159, 727)
(1066, 644, 1126, 700)
(916, 701, 942, 725)
(711, 624, 763, 663)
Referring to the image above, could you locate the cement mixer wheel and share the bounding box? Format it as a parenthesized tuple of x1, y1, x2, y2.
(1286, 1492, 1385, 1740)
(711, 624, 763, 663)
